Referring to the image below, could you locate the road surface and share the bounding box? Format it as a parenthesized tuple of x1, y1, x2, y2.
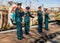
(0, 24, 60, 43)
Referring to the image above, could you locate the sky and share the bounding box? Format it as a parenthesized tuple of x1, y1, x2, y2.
(0, 0, 60, 9)
(6, 0, 60, 4)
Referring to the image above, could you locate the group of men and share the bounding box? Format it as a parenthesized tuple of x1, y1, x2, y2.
(12, 3, 49, 40)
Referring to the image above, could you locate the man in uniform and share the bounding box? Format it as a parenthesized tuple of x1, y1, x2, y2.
(24, 7, 34, 35)
(15, 3, 24, 40)
(1, 10, 8, 30)
(44, 9, 49, 30)
(37, 6, 43, 33)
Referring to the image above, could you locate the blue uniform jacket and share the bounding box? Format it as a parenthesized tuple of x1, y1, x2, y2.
(44, 12, 49, 23)
(24, 12, 34, 23)
(11, 12, 15, 21)
(37, 11, 43, 22)
(15, 7, 24, 23)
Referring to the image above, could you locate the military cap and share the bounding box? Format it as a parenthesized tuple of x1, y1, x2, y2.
(38, 6, 41, 9)
(17, 3, 22, 5)
(26, 7, 30, 9)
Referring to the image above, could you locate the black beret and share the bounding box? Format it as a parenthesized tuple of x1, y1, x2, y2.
(17, 3, 22, 5)
(38, 6, 41, 9)
(26, 7, 30, 9)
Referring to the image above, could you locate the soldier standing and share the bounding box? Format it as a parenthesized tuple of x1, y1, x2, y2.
(44, 9, 49, 30)
(1, 10, 8, 30)
(37, 6, 43, 33)
(24, 7, 34, 35)
(15, 3, 24, 40)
